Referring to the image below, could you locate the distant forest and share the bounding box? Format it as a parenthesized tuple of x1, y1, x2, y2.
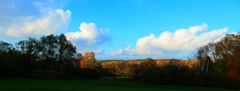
(0, 33, 239, 89)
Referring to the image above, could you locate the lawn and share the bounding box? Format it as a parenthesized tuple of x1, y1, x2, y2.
(0, 78, 237, 91)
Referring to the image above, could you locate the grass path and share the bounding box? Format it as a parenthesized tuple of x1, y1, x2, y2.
(0, 78, 237, 91)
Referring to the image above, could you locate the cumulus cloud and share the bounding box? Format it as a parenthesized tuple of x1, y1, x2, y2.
(0, 0, 71, 40)
(110, 24, 228, 57)
(66, 22, 98, 44)
(65, 22, 110, 48)
(1, 9, 71, 38)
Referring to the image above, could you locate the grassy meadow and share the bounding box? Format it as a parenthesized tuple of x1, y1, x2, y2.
(0, 78, 237, 91)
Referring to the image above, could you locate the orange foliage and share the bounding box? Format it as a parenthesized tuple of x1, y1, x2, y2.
(99, 59, 201, 74)
(155, 60, 200, 68)
(77, 52, 97, 69)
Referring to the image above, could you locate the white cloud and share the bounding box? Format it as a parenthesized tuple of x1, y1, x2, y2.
(66, 22, 98, 45)
(111, 24, 228, 57)
(0, 0, 71, 40)
(93, 48, 105, 55)
(0, 9, 71, 38)
(65, 22, 110, 48)
(109, 49, 124, 57)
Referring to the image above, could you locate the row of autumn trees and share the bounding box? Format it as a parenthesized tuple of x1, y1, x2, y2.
(0, 34, 109, 78)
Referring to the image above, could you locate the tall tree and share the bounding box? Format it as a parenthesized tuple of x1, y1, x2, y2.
(196, 33, 240, 80)
(196, 46, 212, 73)
(59, 34, 76, 61)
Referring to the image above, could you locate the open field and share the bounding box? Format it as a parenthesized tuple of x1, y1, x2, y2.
(0, 78, 237, 91)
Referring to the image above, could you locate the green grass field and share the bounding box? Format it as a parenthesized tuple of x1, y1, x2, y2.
(0, 78, 237, 91)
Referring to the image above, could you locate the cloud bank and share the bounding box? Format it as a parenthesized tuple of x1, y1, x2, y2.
(1, 9, 71, 38)
(0, 1, 108, 56)
(110, 24, 228, 58)
(0, 1, 71, 40)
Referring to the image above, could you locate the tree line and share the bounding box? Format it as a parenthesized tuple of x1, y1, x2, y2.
(0, 34, 109, 79)
(0, 33, 239, 89)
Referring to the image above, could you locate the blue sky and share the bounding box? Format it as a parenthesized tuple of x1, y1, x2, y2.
(0, 0, 240, 60)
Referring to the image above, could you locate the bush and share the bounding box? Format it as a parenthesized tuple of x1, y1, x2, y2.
(134, 64, 239, 89)
(139, 64, 193, 84)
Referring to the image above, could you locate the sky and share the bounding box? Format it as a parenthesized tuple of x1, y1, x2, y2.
(0, 0, 240, 60)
